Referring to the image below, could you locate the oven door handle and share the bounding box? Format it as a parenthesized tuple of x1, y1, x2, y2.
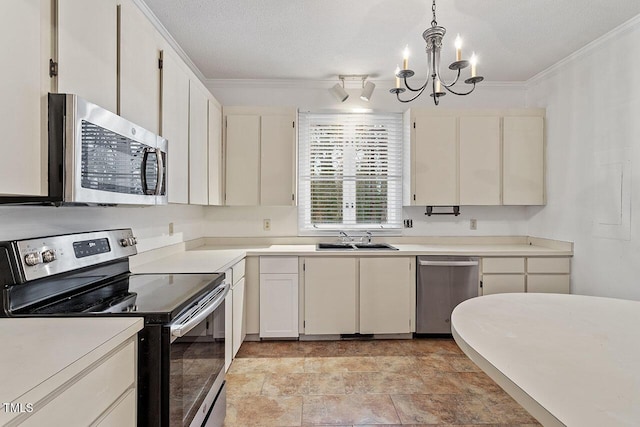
(169, 283, 230, 338)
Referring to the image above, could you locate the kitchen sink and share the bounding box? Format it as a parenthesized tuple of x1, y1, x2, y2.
(316, 243, 398, 250)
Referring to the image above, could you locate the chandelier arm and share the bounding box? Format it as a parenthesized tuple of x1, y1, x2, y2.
(437, 68, 461, 88)
(403, 74, 429, 92)
(396, 83, 430, 103)
(442, 82, 477, 96)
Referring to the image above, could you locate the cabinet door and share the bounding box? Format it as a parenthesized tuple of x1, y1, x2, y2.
(119, 0, 160, 133)
(359, 258, 412, 334)
(482, 274, 525, 295)
(161, 50, 190, 204)
(232, 278, 246, 356)
(225, 115, 260, 205)
(57, 0, 117, 113)
(224, 289, 233, 372)
(188, 82, 209, 205)
(459, 116, 501, 205)
(95, 388, 136, 427)
(261, 115, 295, 206)
(0, 0, 50, 196)
(304, 257, 357, 335)
(413, 115, 457, 205)
(503, 116, 544, 205)
(259, 274, 298, 338)
(208, 99, 223, 205)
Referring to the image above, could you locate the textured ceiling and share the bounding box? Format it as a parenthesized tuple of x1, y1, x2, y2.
(142, 0, 640, 82)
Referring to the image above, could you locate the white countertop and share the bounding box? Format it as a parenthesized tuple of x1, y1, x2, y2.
(451, 293, 640, 427)
(131, 242, 571, 274)
(0, 317, 143, 413)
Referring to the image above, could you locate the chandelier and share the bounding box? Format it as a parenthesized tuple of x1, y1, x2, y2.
(390, 0, 484, 105)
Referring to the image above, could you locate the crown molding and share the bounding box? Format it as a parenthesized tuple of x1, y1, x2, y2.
(526, 13, 640, 87)
(133, 0, 206, 82)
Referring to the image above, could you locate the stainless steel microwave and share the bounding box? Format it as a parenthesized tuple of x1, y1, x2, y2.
(0, 94, 168, 205)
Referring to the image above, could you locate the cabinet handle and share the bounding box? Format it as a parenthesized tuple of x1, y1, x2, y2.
(419, 260, 479, 267)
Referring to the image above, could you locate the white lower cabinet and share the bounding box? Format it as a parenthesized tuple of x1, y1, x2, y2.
(359, 257, 413, 334)
(224, 277, 233, 372)
(225, 258, 247, 369)
(303, 257, 413, 336)
(481, 256, 571, 295)
(304, 257, 357, 335)
(260, 257, 299, 338)
(232, 277, 246, 355)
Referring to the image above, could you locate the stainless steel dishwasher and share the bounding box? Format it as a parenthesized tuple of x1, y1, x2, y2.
(416, 256, 479, 334)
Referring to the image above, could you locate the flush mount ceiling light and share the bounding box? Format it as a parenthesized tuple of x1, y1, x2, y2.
(390, 0, 484, 105)
(329, 75, 376, 103)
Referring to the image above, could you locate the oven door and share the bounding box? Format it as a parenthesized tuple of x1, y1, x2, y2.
(165, 284, 228, 427)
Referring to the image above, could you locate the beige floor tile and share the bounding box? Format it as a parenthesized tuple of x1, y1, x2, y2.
(304, 356, 378, 373)
(373, 356, 421, 372)
(224, 395, 302, 427)
(391, 394, 495, 424)
(343, 371, 427, 395)
(455, 372, 506, 395)
(478, 391, 540, 424)
(228, 357, 305, 374)
(419, 372, 466, 394)
(448, 354, 483, 372)
(414, 353, 455, 375)
(225, 373, 266, 396)
(302, 394, 401, 425)
(262, 372, 346, 396)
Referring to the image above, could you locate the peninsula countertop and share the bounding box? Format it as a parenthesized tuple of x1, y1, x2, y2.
(451, 293, 640, 427)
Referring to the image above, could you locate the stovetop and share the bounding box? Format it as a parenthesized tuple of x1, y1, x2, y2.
(13, 273, 225, 324)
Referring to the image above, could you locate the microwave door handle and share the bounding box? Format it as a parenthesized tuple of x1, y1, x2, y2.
(154, 148, 165, 196)
(141, 148, 152, 195)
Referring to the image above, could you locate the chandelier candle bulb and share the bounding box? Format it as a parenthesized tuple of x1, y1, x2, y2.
(455, 34, 462, 61)
(395, 66, 401, 88)
(435, 79, 442, 93)
(403, 45, 410, 70)
(470, 52, 477, 77)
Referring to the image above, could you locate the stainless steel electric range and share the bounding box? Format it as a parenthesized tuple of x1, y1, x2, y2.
(0, 229, 228, 427)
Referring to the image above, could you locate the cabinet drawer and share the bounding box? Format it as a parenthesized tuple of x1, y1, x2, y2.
(260, 256, 298, 274)
(22, 340, 135, 427)
(527, 274, 570, 294)
(95, 388, 136, 427)
(482, 274, 525, 295)
(232, 258, 246, 284)
(482, 257, 525, 273)
(527, 257, 571, 274)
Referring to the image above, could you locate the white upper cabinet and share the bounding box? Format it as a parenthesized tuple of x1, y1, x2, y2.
(459, 116, 501, 205)
(225, 114, 261, 206)
(57, 0, 118, 113)
(413, 114, 458, 205)
(188, 82, 210, 205)
(224, 107, 297, 206)
(260, 115, 296, 206)
(503, 116, 545, 205)
(161, 50, 190, 204)
(0, 0, 51, 196)
(118, 0, 161, 134)
(208, 99, 223, 206)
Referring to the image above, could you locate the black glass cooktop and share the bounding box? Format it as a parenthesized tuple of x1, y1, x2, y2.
(19, 273, 224, 324)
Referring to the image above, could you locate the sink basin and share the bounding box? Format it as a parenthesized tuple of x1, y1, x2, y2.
(353, 243, 398, 250)
(316, 243, 356, 250)
(316, 243, 398, 250)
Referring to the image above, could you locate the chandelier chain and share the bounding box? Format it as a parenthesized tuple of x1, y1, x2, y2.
(431, 0, 437, 27)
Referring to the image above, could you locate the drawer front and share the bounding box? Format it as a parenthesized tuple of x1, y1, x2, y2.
(95, 388, 136, 427)
(260, 256, 298, 274)
(482, 274, 525, 295)
(482, 257, 525, 273)
(232, 258, 246, 284)
(527, 274, 570, 294)
(22, 340, 136, 427)
(527, 257, 571, 274)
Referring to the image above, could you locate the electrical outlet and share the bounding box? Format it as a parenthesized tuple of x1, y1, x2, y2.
(403, 219, 413, 228)
(263, 219, 271, 231)
(169, 222, 174, 235)
(470, 219, 477, 230)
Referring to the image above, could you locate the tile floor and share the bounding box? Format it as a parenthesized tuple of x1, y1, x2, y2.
(223, 339, 540, 427)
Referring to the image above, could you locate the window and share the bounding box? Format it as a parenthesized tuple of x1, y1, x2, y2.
(298, 112, 403, 232)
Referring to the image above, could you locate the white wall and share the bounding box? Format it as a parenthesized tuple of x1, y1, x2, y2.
(205, 80, 532, 237)
(526, 16, 640, 300)
(0, 204, 206, 252)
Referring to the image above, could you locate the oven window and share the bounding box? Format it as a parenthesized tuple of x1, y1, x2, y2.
(169, 306, 225, 427)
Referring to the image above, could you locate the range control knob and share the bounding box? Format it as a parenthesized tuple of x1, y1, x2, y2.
(24, 252, 41, 267)
(120, 237, 138, 247)
(42, 249, 56, 263)
(120, 238, 130, 247)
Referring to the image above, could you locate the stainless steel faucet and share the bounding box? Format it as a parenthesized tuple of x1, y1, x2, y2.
(339, 231, 350, 242)
(365, 231, 372, 244)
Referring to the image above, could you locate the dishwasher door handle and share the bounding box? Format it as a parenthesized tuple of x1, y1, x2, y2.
(419, 260, 479, 267)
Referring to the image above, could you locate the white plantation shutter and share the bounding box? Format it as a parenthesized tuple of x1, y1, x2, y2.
(298, 112, 403, 231)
